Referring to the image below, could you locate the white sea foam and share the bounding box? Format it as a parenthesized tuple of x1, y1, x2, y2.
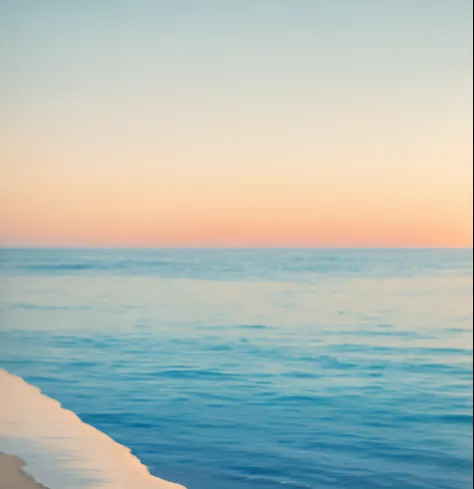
(0, 369, 186, 489)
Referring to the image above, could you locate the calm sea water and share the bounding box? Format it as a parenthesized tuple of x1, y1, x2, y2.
(0, 249, 472, 489)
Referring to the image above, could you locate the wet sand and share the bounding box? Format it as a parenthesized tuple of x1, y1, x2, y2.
(0, 454, 48, 489)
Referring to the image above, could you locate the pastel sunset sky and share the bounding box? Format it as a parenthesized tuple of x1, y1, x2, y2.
(1, 1, 472, 248)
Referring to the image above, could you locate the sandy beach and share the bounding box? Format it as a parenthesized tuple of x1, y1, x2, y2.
(0, 454, 48, 489)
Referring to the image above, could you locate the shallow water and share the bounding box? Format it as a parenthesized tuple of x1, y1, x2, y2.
(0, 249, 472, 489)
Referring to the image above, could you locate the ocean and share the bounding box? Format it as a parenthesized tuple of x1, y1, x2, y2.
(0, 248, 472, 489)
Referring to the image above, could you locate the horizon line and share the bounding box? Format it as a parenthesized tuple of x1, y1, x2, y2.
(0, 246, 472, 251)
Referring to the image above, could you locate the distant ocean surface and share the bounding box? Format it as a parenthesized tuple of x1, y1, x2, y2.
(0, 249, 472, 489)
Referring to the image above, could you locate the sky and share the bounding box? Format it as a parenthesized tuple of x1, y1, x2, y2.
(0, 0, 472, 248)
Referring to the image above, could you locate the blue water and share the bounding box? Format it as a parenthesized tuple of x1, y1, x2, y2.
(0, 249, 472, 489)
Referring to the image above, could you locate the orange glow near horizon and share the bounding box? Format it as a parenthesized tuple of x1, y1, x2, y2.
(1, 148, 472, 248)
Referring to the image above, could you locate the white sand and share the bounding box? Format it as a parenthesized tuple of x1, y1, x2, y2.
(0, 369, 186, 489)
(0, 453, 49, 489)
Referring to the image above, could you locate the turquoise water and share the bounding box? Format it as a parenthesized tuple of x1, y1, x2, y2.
(0, 249, 472, 488)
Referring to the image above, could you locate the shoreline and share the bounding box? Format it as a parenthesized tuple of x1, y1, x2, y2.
(0, 369, 186, 489)
(0, 453, 49, 489)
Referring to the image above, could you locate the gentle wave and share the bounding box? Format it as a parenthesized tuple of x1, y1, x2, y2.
(0, 368, 186, 489)
(1, 249, 472, 280)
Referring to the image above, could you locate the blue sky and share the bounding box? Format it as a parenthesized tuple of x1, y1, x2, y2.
(0, 1, 472, 247)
